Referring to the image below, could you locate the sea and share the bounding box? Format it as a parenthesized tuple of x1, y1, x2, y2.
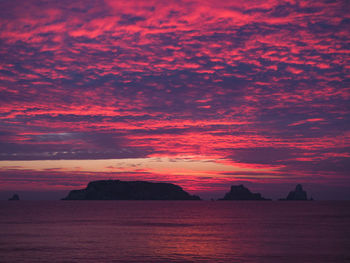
(0, 201, 349, 263)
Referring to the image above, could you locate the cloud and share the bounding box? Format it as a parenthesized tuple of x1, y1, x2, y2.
(0, 0, 349, 195)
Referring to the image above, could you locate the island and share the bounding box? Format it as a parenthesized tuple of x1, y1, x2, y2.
(219, 185, 270, 200)
(279, 184, 311, 201)
(8, 194, 20, 201)
(62, 180, 201, 200)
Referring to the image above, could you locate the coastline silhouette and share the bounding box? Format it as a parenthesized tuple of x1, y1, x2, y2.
(60, 181, 316, 201)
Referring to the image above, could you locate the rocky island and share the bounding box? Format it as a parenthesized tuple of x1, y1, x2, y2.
(279, 184, 311, 201)
(219, 185, 270, 200)
(62, 180, 201, 200)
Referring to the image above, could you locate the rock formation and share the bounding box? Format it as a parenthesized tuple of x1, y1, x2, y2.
(280, 184, 310, 200)
(62, 180, 201, 200)
(8, 194, 20, 201)
(219, 185, 270, 200)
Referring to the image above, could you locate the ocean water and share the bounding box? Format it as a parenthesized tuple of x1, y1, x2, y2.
(0, 201, 349, 263)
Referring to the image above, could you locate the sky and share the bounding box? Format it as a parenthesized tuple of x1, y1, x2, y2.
(0, 0, 349, 200)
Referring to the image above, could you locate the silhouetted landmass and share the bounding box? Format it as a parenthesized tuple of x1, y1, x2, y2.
(62, 180, 201, 200)
(8, 194, 20, 201)
(219, 185, 270, 200)
(279, 184, 311, 201)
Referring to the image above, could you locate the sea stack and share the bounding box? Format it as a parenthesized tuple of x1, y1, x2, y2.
(62, 180, 201, 200)
(219, 185, 270, 200)
(8, 194, 20, 201)
(280, 184, 309, 200)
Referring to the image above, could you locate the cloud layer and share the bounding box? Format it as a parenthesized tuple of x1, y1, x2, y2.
(0, 0, 349, 197)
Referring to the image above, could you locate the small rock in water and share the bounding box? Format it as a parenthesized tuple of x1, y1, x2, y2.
(219, 185, 270, 200)
(8, 194, 20, 201)
(279, 184, 312, 201)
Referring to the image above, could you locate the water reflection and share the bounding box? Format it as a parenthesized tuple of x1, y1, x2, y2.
(1, 201, 349, 262)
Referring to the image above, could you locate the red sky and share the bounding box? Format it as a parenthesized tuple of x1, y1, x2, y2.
(0, 0, 349, 199)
